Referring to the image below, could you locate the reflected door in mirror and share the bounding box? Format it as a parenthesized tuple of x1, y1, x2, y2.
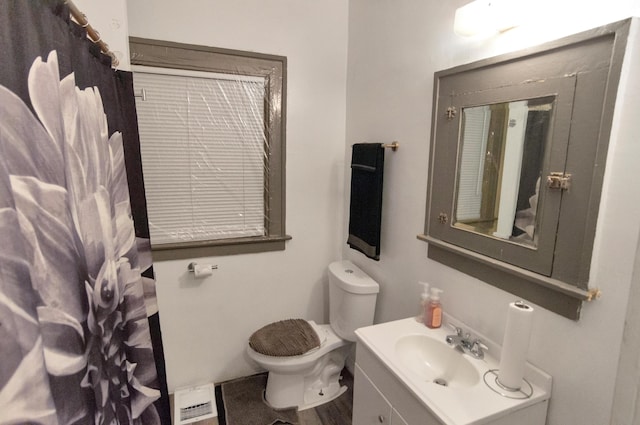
(454, 97, 554, 249)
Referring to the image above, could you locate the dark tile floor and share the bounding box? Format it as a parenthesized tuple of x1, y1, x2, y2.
(170, 368, 354, 425)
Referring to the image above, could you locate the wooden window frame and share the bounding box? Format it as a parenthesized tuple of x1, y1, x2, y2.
(130, 37, 290, 259)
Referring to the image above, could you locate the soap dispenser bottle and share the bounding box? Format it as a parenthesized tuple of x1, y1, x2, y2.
(426, 288, 443, 329)
(418, 282, 430, 324)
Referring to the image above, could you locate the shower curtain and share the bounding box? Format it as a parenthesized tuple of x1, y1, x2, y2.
(0, 1, 170, 424)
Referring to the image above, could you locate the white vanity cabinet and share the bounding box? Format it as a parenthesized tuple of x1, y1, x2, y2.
(353, 339, 549, 425)
(353, 365, 410, 425)
(353, 343, 443, 425)
(391, 409, 409, 425)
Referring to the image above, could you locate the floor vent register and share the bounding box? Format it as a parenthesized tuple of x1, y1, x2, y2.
(174, 383, 217, 425)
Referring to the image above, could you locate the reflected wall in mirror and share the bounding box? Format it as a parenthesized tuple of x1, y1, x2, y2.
(454, 97, 554, 249)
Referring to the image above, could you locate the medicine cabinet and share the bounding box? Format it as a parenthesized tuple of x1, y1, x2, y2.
(419, 20, 631, 320)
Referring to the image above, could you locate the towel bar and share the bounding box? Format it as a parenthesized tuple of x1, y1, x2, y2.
(382, 141, 400, 151)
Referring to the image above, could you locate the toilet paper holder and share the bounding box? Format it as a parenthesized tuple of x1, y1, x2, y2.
(187, 262, 218, 273)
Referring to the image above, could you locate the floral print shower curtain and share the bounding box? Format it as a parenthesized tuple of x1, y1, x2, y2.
(0, 1, 170, 424)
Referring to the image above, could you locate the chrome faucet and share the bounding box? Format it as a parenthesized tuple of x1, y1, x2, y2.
(445, 325, 488, 360)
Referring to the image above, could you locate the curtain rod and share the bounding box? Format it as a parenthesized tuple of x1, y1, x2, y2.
(64, 0, 120, 67)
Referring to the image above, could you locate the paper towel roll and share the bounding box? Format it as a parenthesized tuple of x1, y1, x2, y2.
(498, 301, 534, 390)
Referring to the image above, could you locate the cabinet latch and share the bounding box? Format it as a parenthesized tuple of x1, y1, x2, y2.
(546, 172, 572, 190)
(445, 106, 457, 120)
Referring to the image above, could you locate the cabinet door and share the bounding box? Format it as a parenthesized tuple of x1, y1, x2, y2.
(391, 409, 409, 425)
(353, 365, 392, 425)
(428, 77, 576, 277)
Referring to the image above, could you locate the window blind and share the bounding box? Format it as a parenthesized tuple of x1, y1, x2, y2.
(456, 106, 491, 221)
(133, 69, 267, 246)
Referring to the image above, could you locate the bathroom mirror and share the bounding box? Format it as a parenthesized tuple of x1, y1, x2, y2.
(419, 20, 631, 320)
(429, 75, 576, 279)
(454, 96, 554, 249)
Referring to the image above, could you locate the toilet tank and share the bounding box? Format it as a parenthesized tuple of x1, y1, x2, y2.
(328, 260, 379, 341)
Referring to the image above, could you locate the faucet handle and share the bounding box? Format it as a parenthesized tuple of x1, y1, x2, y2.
(470, 339, 488, 359)
(447, 323, 463, 336)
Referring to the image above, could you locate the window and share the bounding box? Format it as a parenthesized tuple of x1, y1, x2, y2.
(130, 38, 288, 259)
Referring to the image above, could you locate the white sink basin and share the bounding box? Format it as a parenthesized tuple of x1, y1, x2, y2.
(355, 317, 552, 425)
(395, 334, 480, 388)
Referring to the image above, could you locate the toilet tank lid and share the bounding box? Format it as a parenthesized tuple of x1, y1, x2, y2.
(329, 260, 380, 294)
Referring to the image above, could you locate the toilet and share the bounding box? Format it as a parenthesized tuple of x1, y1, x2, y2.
(246, 260, 379, 410)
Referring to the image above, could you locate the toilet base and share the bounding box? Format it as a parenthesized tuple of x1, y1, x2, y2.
(263, 346, 348, 410)
(265, 373, 348, 411)
(300, 382, 347, 411)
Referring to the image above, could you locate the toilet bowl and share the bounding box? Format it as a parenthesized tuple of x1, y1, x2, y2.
(246, 260, 379, 410)
(247, 321, 349, 409)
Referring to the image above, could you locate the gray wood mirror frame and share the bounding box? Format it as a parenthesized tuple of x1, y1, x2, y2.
(419, 20, 631, 320)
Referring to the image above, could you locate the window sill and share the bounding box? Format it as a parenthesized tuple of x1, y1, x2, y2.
(151, 235, 292, 261)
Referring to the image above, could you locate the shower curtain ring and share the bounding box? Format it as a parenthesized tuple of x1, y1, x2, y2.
(90, 30, 101, 43)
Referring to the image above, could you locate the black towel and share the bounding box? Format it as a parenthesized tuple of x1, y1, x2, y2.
(347, 143, 385, 261)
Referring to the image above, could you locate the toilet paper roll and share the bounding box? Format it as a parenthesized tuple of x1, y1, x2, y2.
(498, 301, 534, 390)
(193, 265, 213, 278)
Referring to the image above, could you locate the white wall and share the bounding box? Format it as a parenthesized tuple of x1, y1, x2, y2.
(613, 231, 640, 425)
(611, 21, 640, 425)
(127, 0, 350, 390)
(345, 2, 640, 425)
